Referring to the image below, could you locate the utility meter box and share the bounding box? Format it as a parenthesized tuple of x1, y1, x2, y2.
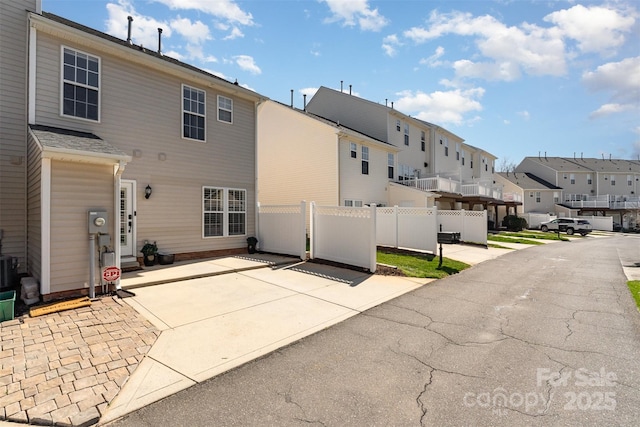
(88, 211, 109, 234)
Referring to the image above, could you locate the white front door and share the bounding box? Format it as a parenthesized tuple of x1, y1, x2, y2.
(120, 180, 136, 257)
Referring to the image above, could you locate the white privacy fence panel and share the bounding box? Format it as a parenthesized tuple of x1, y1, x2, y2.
(310, 203, 377, 272)
(257, 202, 306, 259)
(577, 215, 613, 231)
(524, 213, 556, 229)
(377, 206, 438, 254)
(437, 210, 487, 245)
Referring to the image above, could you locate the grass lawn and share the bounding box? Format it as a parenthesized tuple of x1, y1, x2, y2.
(487, 235, 546, 245)
(499, 231, 569, 241)
(628, 281, 640, 310)
(377, 248, 470, 279)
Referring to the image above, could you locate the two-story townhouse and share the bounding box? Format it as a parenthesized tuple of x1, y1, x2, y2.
(494, 172, 562, 224)
(0, 0, 37, 287)
(515, 156, 640, 229)
(257, 100, 436, 217)
(2, 1, 264, 300)
(306, 86, 512, 221)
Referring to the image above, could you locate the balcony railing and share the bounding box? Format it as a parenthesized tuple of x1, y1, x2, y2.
(563, 194, 639, 209)
(502, 192, 523, 203)
(401, 176, 461, 194)
(400, 176, 509, 202)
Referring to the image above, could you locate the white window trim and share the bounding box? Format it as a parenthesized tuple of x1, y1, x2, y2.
(60, 45, 101, 123)
(182, 84, 207, 142)
(202, 186, 247, 238)
(350, 142, 357, 159)
(217, 95, 233, 124)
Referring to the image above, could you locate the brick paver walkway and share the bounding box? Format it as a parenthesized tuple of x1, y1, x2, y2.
(0, 296, 159, 426)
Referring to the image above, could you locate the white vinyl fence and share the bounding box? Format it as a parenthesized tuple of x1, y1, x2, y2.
(377, 206, 438, 254)
(523, 213, 555, 229)
(310, 203, 377, 272)
(256, 202, 307, 260)
(577, 215, 613, 231)
(437, 210, 487, 245)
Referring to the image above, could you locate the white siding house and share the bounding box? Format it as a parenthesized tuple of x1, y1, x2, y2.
(2, 5, 264, 299)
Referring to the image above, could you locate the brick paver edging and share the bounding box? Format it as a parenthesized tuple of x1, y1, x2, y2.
(0, 296, 160, 426)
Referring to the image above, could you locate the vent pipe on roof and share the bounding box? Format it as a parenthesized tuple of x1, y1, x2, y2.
(391, 101, 394, 109)
(602, 153, 605, 160)
(385, 99, 388, 107)
(303, 94, 307, 111)
(127, 16, 133, 44)
(581, 152, 584, 161)
(609, 153, 612, 161)
(341, 80, 343, 92)
(290, 90, 294, 108)
(544, 151, 547, 161)
(574, 152, 576, 160)
(349, 84, 352, 95)
(157, 28, 163, 55)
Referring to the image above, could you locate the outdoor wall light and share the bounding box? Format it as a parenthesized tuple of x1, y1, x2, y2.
(145, 185, 152, 199)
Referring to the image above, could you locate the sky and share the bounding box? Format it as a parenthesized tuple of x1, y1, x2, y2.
(42, 0, 640, 167)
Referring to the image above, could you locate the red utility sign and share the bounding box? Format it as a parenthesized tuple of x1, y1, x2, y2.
(102, 266, 121, 282)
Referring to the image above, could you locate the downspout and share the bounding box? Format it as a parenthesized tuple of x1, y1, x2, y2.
(113, 161, 126, 290)
(255, 98, 266, 248)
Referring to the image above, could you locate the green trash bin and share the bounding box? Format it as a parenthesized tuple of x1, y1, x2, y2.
(0, 290, 16, 322)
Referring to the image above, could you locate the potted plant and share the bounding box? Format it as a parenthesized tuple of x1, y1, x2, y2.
(140, 241, 158, 266)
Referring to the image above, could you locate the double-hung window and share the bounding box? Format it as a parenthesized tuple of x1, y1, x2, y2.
(628, 175, 633, 186)
(404, 124, 409, 145)
(456, 143, 460, 161)
(388, 153, 394, 179)
(183, 85, 205, 141)
(350, 142, 357, 158)
(218, 95, 233, 123)
(570, 174, 575, 185)
(361, 146, 369, 175)
(610, 175, 616, 186)
(62, 47, 100, 121)
(421, 131, 426, 152)
(203, 187, 246, 237)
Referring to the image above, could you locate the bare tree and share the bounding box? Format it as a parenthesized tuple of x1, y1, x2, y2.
(497, 157, 517, 173)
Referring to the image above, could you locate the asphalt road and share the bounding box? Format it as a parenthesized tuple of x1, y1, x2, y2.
(106, 235, 640, 427)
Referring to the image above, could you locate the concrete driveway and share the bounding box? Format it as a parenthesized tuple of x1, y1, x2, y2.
(100, 257, 430, 424)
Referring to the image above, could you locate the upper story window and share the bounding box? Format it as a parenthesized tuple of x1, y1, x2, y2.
(470, 154, 473, 169)
(62, 47, 100, 121)
(587, 174, 592, 185)
(404, 124, 409, 146)
(421, 131, 426, 152)
(350, 142, 357, 158)
(396, 120, 401, 132)
(444, 139, 449, 156)
(628, 175, 633, 186)
(461, 150, 465, 166)
(535, 192, 541, 203)
(610, 175, 616, 186)
(570, 174, 575, 185)
(218, 95, 233, 123)
(553, 192, 560, 203)
(183, 85, 206, 141)
(388, 153, 394, 179)
(361, 146, 369, 175)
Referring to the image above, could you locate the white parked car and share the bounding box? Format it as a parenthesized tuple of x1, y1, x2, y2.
(540, 218, 592, 236)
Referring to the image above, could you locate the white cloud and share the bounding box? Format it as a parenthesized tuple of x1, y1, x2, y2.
(170, 17, 211, 44)
(234, 55, 261, 75)
(583, 57, 640, 117)
(106, 1, 170, 50)
(394, 87, 485, 125)
(151, 0, 254, 26)
(403, 10, 567, 81)
(544, 4, 636, 55)
(382, 34, 401, 57)
(589, 103, 634, 119)
(223, 27, 244, 40)
(517, 111, 530, 121)
(321, 0, 389, 31)
(419, 46, 445, 68)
